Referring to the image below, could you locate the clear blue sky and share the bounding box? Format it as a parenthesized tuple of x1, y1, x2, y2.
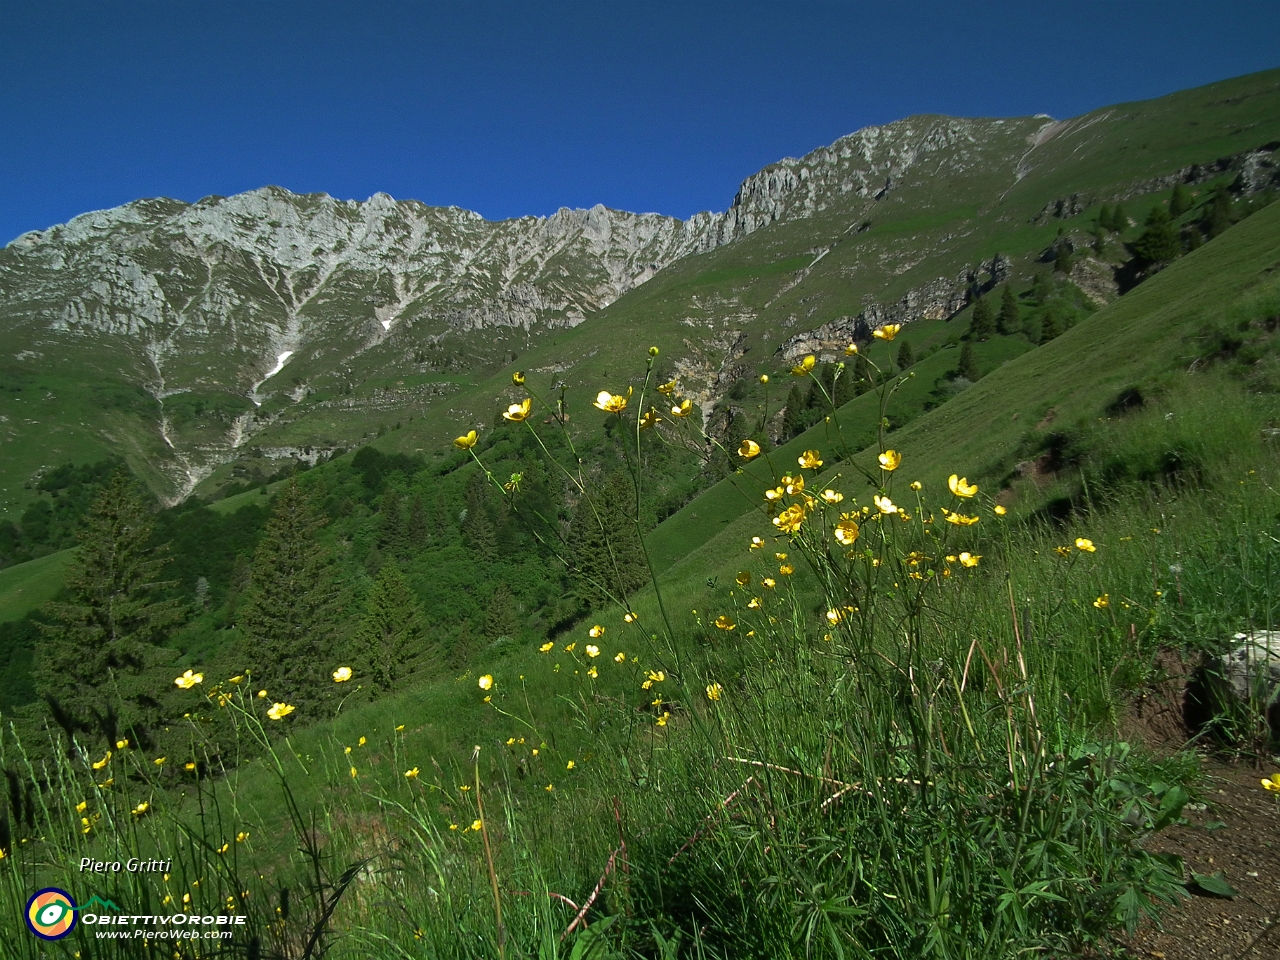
(2, 1, 1277, 244)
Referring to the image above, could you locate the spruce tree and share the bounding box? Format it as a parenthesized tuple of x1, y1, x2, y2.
(1110, 203, 1128, 233)
(1131, 205, 1181, 267)
(1203, 188, 1233, 239)
(1031, 271, 1053, 305)
(781, 383, 807, 440)
(566, 472, 646, 606)
(896, 341, 915, 370)
(407, 494, 428, 549)
(237, 481, 344, 713)
(1097, 203, 1112, 232)
(1053, 243, 1073, 274)
(377, 488, 407, 557)
(969, 296, 994, 339)
(956, 343, 979, 382)
(484, 583, 521, 642)
(35, 473, 184, 743)
(1040, 310, 1062, 344)
(1169, 183, 1191, 218)
(355, 561, 429, 692)
(997, 284, 1020, 335)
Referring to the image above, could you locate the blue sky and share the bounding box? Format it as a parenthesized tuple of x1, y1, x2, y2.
(2, 1, 1277, 244)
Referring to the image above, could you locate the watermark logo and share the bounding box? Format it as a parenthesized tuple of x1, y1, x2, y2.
(25, 887, 78, 940)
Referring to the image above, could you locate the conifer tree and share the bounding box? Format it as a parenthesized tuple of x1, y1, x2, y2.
(1131, 205, 1181, 267)
(997, 284, 1019, 335)
(1203, 188, 1233, 239)
(969, 296, 994, 339)
(957, 343, 979, 382)
(1169, 182, 1191, 218)
(566, 472, 646, 606)
(484, 583, 521, 642)
(1096, 203, 1112, 232)
(1031, 271, 1053, 305)
(355, 561, 429, 692)
(781, 383, 807, 440)
(35, 473, 184, 742)
(407, 494, 428, 549)
(1040, 311, 1062, 344)
(1110, 203, 1128, 233)
(237, 481, 344, 712)
(896, 341, 914, 370)
(377, 488, 407, 557)
(1053, 244, 1073, 274)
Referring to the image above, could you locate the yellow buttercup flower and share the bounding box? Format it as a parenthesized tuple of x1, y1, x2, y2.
(332, 666, 353, 683)
(759, 374, 770, 383)
(405, 767, 420, 779)
(1055, 546, 1072, 558)
(750, 536, 765, 549)
(844, 343, 859, 355)
(132, 801, 149, 816)
(587, 665, 598, 679)
(539, 641, 554, 653)
(790, 355, 816, 376)
(948, 474, 978, 497)
(566, 760, 575, 770)
(762, 577, 776, 589)
(1093, 594, 1109, 609)
(715, 615, 737, 631)
(585, 644, 600, 658)
(174, 670, 203, 690)
(512, 371, 526, 386)
(656, 712, 670, 727)
(358, 736, 367, 746)
(798, 449, 823, 469)
(735, 571, 751, 586)
(614, 652, 626, 663)
(670, 399, 693, 417)
(478, 675, 494, 691)
(909, 480, 922, 491)
(153, 757, 166, 767)
(257, 689, 268, 698)
(657, 379, 677, 395)
(624, 611, 637, 622)
(873, 324, 901, 341)
(958, 552, 981, 568)
(639, 408, 662, 430)
(878, 450, 901, 471)
(92, 752, 111, 770)
(593, 390, 628, 413)
(589, 624, 605, 638)
(778, 563, 794, 575)
(826, 608, 845, 624)
(739, 439, 761, 459)
(874, 495, 898, 515)
(266, 703, 295, 721)
(820, 489, 844, 504)
(1075, 538, 1097, 552)
(454, 430, 478, 450)
(765, 485, 784, 501)
(784, 473, 805, 495)
(236, 832, 249, 842)
(706, 683, 723, 701)
(944, 510, 979, 526)
(564, 642, 576, 652)
(747, 597, 761, 609)
(1260, 773, 1280, 792)
(471, 819, 484, 831)
(116, 738, 129, 750)
(76, 801, 88, 813)
(185, 762, 197, 771)
(834, 517, 860, 545)
(772, 504, 806, 534)
(993, 505, 1007, 516)
(228, 675, 243, 684)
(502, 398, 532, 422)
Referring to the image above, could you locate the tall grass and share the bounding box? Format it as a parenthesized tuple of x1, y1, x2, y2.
(3, 344, 1277, 959)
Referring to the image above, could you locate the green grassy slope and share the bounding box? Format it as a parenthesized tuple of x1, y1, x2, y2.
(651, 198, 1280, 594)
(0, 548, 73, 624)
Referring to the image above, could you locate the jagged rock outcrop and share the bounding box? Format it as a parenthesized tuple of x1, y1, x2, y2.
(776, 255, 1011, 360)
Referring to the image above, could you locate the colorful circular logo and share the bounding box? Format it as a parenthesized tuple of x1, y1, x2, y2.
(26, 888, 78, 940)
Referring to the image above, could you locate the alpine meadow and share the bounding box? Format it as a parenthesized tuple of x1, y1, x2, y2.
(2, 66, 1280, 959)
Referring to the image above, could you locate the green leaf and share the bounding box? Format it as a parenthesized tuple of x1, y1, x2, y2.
(1190, 871, 1237, 899)
(1152, 785, 1189, 831)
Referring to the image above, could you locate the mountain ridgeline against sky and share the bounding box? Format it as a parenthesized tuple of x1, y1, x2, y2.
(1, 67, 1279, 513)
